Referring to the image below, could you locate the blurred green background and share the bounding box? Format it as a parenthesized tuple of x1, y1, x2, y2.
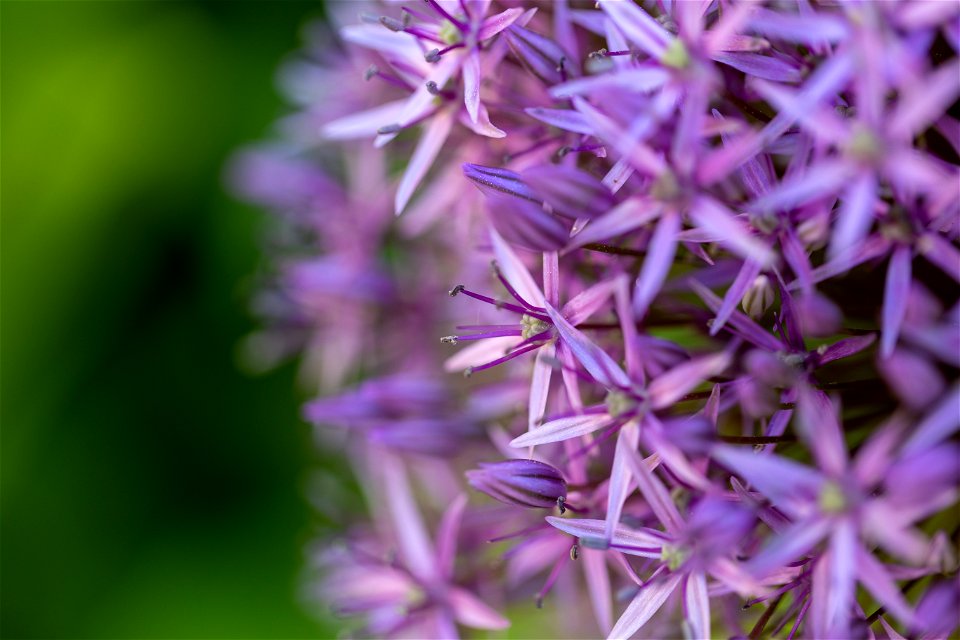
(2, 2, 341, 637)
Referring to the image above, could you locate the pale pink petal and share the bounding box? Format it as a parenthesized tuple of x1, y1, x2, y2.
(890, 59, 960, 139)
(562, 278, 618, 326)
(584, 550, 614, 634)
(550, 68, 671, 98)
(462, 51, 481, 124)
(545, 517, 666, 558)
(436, 494, 468, 579)
(528, 341, 555, 431)
(826, 519, 857, 638)
(510, 413, 612, 448)
(684, 572, 711, 640)
(381, 453, 437, 583)
(395, 108, 455, 214)
(623, 435, 685, 534)
(320, 99, 409, 140)
(490, 227, 546, 309)
(796, 386, 848, 477)
(608, 573, 683, 640)
(460, 101, 506, 138)
(449, 587, 510, 630)
(605, 421, 641, 542)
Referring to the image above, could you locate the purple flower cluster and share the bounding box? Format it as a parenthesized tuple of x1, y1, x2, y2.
(232, 1, 960, 638)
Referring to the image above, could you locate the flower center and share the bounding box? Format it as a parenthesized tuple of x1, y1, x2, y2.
(439, 19, 461, 45)
(605, 390, 636, 418)
(660, 39, 690, 70)
(660, 544, 689, 571)
(521, 314, 551, 340)
(819, 480, 847, 514)
(846, 127, 883, 164)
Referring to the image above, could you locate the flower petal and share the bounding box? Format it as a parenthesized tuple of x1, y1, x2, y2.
(395, 108, 455, 214)
(510, 413, 612, 448)
(608, 573, 683, 640)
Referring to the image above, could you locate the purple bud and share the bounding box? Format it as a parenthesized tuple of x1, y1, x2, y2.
(463, 163, 540, 202)
(504, 24, 571, 85)
(486, 192, 571, 252)
(522, 164, 616, 220)
(466, 459, 567, 509)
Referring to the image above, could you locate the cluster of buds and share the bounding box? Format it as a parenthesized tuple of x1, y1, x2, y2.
(232, 1, 960, 638)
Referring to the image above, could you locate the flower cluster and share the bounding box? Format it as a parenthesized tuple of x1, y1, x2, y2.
(232, 1, 960, 638)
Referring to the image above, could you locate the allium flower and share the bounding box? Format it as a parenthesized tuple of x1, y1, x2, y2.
(234, 1, 960, 638)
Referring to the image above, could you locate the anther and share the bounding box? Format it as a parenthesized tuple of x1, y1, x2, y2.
(463, 367, 474, 378)
(425, 80, 441, 95)
(588, 48, 608, 59)
(425, 48, 442, 63)
(449, 284, 465, 297)
(570, 544, 580, 561)
(377, 124, 402, 135)
(556, 496, 567, 514)
(440, 336, 459, 345)
(379, 15, 405, 32)
(364, 65, 379, 81)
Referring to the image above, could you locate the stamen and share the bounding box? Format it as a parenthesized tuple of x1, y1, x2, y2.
(423, 0, 467, 32)
(379, 15, 405, 32)
(440, 336, 459, 344)
(449, 284, 465, 296)
(424, 42, 466, 63)
(425, 80, 455, 100)
(363, 65, 412, 91)
(492, 261, 544, 311)
(535, 548, 572, 608)
(377, 123, 403, 135)
(449, 284, 550, 318)
(570, 544, 579, 560)
(450, 329, 524, 341)
(463, 341, 544, 376)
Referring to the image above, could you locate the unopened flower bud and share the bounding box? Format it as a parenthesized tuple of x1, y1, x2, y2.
(466, 459, 567, 509)
(741, 275, 775, 318)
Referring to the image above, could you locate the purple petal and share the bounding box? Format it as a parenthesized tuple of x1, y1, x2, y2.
(890, 59, 960, 139)
(689, 197, 775, 266)
(711, 259, 763, 335)
(607, 573, 683, 640)
(750, 159, 855, 215)
(690, 280, 784, 352)
(712, 446, 823, 519)
(879, 348, 945, 410)
(918, 233, 960, 283)
(815, 333, 876, 365)
(569, 197, 662, 249)
(830, 171, 879, 264)
(463, 163, 539, 202)
(510, 413, 612, 448)
(881, 246, 912, 358)
(826, 519, 857, 638)
(747, 7, 849, 43)
(600, 0, 670, 58)
(546, 302, 631, 389)
(649, 352, 731, 411)
(525, 107, 593, 135)
(633, 212, 680, 320)
(855, 544, 916, 626)
(747, 518, 831, 578)
(562, 278, 619, 326)
(714, 52, 802, 82)
(477, 6, 524, 41)
(796, 386, 848, 477)
(901, 385, 960, 455)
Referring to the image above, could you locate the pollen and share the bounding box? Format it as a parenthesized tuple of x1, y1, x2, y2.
(521, 314, 551, 339)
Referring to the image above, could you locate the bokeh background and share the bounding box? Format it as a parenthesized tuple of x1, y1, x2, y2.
(2, 2, 344, 636)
